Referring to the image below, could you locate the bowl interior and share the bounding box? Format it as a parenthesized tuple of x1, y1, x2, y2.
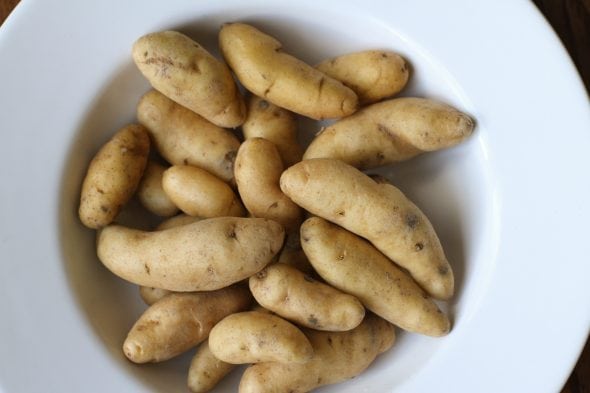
(59, 7, 497, 392)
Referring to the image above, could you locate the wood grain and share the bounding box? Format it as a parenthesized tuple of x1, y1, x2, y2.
(0, 0, 589, 391)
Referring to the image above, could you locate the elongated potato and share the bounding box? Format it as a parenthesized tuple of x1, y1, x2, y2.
(139, 286, 171, 305)
(97, 217, 284, 291)
(137, 161, 178, 217)
(235, 138, 301, 232)
(316, 50, 409, 104)
(303, 97, 474, 169)
(137, 90, 240, 183)
(162, 165, 245, 218)
(239, 314, 395, 393)
(155, 213, 202, 230)
(280, 159, 453, 300)
(301, 217, 450, 336)
(249, 264, 365, 331)
(123, 284, 251, 363)
(242, 95, 302, 167)
(219, 23, 358, 120)
(79, 124, 150, 229)
(188, 340, 235, 393)
(209, 311, 313, 364)
(132, 31, 245, 128)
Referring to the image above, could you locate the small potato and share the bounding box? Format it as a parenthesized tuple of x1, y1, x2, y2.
(242, 95, 302, 167)
(317, 50, 409, 104)
(239, 314, 395, 393)
(139, 286, 171, 305)
(132, 31, 245, 128)
(79, 124, 150, 229)
(97, 217, 285, 291)
(137, 161, 178, 217)
(209, 311, 313, 364)
(280, 159, 453, 300)
(249, 264, 365, 331)
(301, 217, 450, 336)
(188, 340, 235, 393)
(162, 165, 245, 218)
(234, 138, 301, 232)
(303, 97, 475, 169)
(155, 213, 202, 230)
(123, 284, 251, 363)
(137, 90, 240, 183)
(219, 23, 358, 120)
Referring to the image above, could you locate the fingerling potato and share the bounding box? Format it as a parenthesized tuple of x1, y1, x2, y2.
(97, 217, 285, 291)
(132, 31, 245, 128)
(188, 340, 235, 393)
(316, 50, 409, 104)
(219, 23, 358, 120)
(79, 124, 150, 229)
(137, 161, 178, 217)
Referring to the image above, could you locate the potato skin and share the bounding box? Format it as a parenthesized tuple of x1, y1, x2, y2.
(303, 97, 475, 169)
(188, 340, 235, 393)
(132, 31, 245, 128)
(235, 138, 301, 232)
(301, 217, 450, 336)
(137, 90, 240, 183)
(137, 161, 178, 217)
(219, 23, 358, 120)
(249, 264, 365, 331)
(162, 165, 245, 218)
(242, 95, 302, 167)
(97, 217, 285, 291)
(316, 50, 409, 104)
(280, 159, 453, 300)
(123, 284, 251, 363)
(209, 311, 313, 364)
(79, 124, 150, 229)
(139, 286, 171, 305)
(239, 314, 395, 393)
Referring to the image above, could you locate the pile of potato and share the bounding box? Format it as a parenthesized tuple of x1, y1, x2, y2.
(78, 22, 474, 393)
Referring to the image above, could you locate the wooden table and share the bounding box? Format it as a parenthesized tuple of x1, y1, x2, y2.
(0, 1, 588, 392)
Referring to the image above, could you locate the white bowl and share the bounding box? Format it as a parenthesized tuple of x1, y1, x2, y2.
(1, 1, 589, 392)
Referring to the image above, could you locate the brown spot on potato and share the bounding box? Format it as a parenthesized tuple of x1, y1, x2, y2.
(327, 337, 333, 346)
(308, 315, 319, 326)
(256, 269, 267, 279)
(438, 265, 449, 275)
(144, 263, 151, 275)
(143, 51, 148, 57)
(268, 202, 279, 210)
(303, 275, 314, 283)
(100, 205, 109, 213)
(414, 242, 424, 251)
(405, 213, 419, 229)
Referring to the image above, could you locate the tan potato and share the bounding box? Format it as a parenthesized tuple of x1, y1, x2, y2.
(209, 311, 313, 364)
(162, 165, 245, 218)
(97, 217, 285, 291)
(79, 124, 150, 229)
(249, 264, 365, 331)
(137, 161, 178, 217)
(132, 31, 245, 128)
(242, 95, 302, 167)
(234, 138, 301, 232)
(239, 314, 395, 393)
(137, 90, 240, 183)
(155, 213, 202, 230)
(316, 50, 409, 104)
(123, 284, 251, 363)
(139, 286, 171, 305)
(303, 97, 475, 169)
(301, 217, 450, 336)
(280, 159, 453, 300)
(188, 340, 235, 393)
(219, 23, 358, 120)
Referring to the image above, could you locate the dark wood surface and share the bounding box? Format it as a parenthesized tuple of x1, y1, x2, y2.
(0, 1, 589, 392)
